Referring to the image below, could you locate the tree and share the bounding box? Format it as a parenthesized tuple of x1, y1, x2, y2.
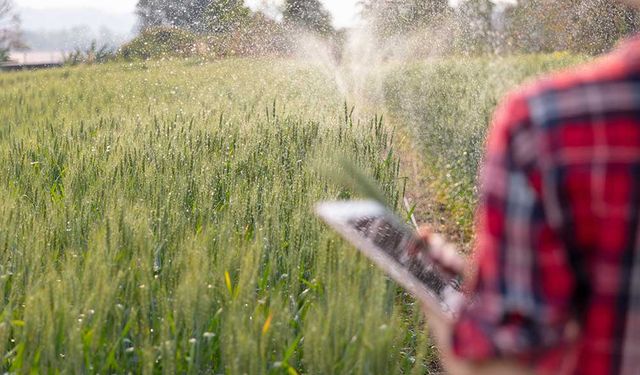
(0, 0, 23, 62)
(502, 0, 640, 54)
(136, 0, 166, 30)
(360, 0, 450, 37)
(205, 0, 251, 33)
(456, 0, 499, 54)
(567, 0, 640, 54)
(283, 0, 334, 35)
(163, 0, 214, 33)
(135, 0, 250, 34)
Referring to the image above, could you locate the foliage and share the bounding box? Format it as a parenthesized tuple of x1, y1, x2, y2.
(501, 0, 640, 55)
(447, 0, 640, 55)
(136, 0, 251, 34)
(0, 58, 437, 373)
(284, 0, 334, 35)
(132, 0, 297, 60)
(0, 0, 24, 62)
(454, 0, 498, 54)
(121, 17, 293, 61)
(357, 0, 639, 56)
(119, 26, 198, 60)
(205, 13, 292, 58)
(383, 54, 586, 238)
(0, 0, 11, 53)
(205, 0, 251, 33)
(135, 0, 164, 30)
(64, 40, 115, 66)
(360, 0, 450, 37)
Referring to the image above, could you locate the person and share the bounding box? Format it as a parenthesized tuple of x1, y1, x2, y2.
(418, 3, 640, 374)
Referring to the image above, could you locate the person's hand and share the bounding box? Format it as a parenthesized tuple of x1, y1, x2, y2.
(415, 225, 465, 278)
(415, 226, 535, 375)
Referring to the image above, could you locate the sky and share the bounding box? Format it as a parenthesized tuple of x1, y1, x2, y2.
(14, 0, 362, 29)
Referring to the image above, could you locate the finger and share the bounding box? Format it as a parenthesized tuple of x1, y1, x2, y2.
(441, 243, 465, 274)
(409, 225, 432, 257)
(416, 225, 432, 241)
(426, 234, 465, 275)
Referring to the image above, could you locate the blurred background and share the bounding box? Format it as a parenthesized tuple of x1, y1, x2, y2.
(1, 0, 360, 66)
(2, 0, 639, 69)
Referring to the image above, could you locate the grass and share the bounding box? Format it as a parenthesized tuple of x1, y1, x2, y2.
(0, 59, 436, 374)
(383, 53, 586, 241)
(0, 53, 584, 373)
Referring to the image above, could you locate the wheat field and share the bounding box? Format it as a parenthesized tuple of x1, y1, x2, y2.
(0, 54, 581, 373)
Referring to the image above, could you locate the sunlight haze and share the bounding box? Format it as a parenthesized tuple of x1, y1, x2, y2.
(15, 0, 362, 28)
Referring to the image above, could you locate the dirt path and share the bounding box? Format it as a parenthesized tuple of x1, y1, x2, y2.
(391, 115, 473, 253)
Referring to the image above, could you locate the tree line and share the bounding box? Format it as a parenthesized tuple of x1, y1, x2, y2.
(136, 0, 334, 36)
(3, 0, 639, 63)
(135, 0, 640, 56)
(363, 0, 640, 55)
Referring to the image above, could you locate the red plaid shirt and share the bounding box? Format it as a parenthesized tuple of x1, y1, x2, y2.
(452, 37, 640, 375)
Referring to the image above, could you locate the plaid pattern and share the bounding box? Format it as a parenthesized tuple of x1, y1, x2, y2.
(451, 37, 640, 375)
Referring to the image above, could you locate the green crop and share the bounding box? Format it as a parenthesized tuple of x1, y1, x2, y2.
(0, 53, 582, 373)
(383, 53, 586, 242)
(0, 59, 435, 374)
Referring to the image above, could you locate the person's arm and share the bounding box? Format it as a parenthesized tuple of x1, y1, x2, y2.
(426, 306, 533, 375)
(419, 92, 579, 374)
(416, 228, 534, 375)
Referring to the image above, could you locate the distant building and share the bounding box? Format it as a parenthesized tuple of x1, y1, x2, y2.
(0, 51, 65, 71)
